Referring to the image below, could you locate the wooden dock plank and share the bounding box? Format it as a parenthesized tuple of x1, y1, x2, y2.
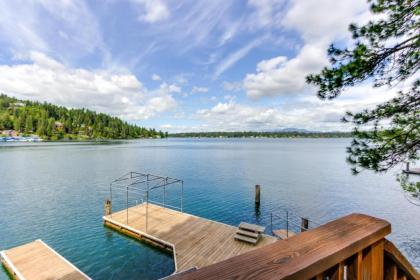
(273, 229, 296, 239)
(104, 203, 277, 272)
(1, 240, 91, 280)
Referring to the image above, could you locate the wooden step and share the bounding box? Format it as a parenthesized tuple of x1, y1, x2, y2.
(234, 234, 258, 244)
(239, 222, 265, 233)
(236, 229, 259, 238)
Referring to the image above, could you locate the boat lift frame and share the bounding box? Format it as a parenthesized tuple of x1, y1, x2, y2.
(109, 171, 184, 232)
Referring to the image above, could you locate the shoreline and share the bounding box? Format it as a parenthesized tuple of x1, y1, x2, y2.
(0, 136, 354, 144)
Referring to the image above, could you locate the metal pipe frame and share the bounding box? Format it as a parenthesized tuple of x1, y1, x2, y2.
(108, 172, 184, 234)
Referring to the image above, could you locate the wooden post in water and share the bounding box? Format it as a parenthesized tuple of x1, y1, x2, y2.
(255, 185, 261, 207)
(301, 217, 309, 232)
(104, 199, 112, 216)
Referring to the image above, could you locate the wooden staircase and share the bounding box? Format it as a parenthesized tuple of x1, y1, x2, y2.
(234, 222, 265, 245)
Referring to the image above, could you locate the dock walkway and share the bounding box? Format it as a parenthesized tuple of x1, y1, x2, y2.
(1, 239, 91, 280)
(103, 203, 277, 272)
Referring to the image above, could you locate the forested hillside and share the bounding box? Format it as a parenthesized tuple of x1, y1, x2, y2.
(0, 94, 166, 140)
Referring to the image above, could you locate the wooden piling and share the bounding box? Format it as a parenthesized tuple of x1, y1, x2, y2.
(255, 185, 261, 206)
(104, 199, 112, 216)
(301, 217, 309, 232)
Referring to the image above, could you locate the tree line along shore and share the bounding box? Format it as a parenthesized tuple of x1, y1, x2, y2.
(0, 94, 167, 140)
(169, 131, 352, 138)
(0, 94, 351, 141)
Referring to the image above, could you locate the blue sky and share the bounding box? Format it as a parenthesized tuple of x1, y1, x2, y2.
(0, 0, 398, 132)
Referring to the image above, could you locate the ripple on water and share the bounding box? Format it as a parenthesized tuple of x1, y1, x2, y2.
(0, 138, 419, 280)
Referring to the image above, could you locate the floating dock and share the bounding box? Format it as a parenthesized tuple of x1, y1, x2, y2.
(403, 167, 420, 175)
(103, 203, 277, 272)
(1, 239, 91, 280)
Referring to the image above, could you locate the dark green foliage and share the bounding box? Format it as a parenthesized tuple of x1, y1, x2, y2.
(344, 82, 419, 173)
(0, 94, 166, 140)
(307, 0, 419, 193)
(170, 131, 351, 138)
(307, 0, 419, 99)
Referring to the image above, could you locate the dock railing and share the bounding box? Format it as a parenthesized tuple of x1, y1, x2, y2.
(269, 211, 321, 238)
(168, 213, 419, 280)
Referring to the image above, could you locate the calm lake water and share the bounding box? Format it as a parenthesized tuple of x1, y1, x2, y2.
(0, 138, 419, 279)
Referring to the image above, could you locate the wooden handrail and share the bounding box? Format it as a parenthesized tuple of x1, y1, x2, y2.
(384, 239, 419, 280)
(169, 213, 392, 279)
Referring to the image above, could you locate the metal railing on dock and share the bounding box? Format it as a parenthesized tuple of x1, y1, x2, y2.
(267, 210, 322, 239)
(108, 172, 184, 232)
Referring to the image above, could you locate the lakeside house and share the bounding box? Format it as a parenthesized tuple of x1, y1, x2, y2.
(54, 121, 64, 131)
(0, 130, 19, 137)
(0, 130, 42, 142)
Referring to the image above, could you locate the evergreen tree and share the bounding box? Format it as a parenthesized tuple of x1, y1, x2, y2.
(37, 111, 48, 136)
(46, 118, 54, 137)
(25, 115, 33, 134)
(0, 94, 166, 140)
(306, 0, 419, 194)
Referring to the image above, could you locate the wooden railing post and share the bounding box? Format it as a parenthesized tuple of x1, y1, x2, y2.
(371, 239, 384, 280)
(104, 199, 112, 215)
(385, 263, 398, 280)
(362, 239, 385, 280)
(301, 217, 309, 232)
(338, 262, 344, 280)
(357, 251, 363, 280)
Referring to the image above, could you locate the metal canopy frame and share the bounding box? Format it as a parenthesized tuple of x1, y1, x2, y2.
(109, 171, 184, 232)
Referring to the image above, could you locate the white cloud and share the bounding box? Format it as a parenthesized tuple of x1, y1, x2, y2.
(0, 52, 176, 120)
(244, 44, 328, 98)
(282, 0, 367, 42)
(160, 124, 174, 130)
(0, 1, 48, 52)
(152, 73, 161, 81)
(223, 81, 243, 91)
(247, 0, 285, 29)
(191, 86, 209, 94)
(218, 20, 241, 46)
(256, 56, 287, 72)
(174, 74, 188, 85)
(0, 0, 110, 63)
(159, 82, 181, 93)
(132, 0, 170, 23)
(214, 36, 266, 78)
(244, 0, 369, 98)
(145, 95, 176, 114)
(195, 80, 399, 131)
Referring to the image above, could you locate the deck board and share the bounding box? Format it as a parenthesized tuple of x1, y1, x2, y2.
(1, 240, 91, 280)
(104, 203, 277, 272)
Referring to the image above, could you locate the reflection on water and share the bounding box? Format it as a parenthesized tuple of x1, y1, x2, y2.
(0, 138, 419, 279)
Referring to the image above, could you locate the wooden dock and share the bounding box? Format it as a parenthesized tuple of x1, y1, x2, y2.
(103, 203, 277, 272)
(403, 167, 420, 175)
(272, 229, 296, 239)
(1, 239, 91, 280)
